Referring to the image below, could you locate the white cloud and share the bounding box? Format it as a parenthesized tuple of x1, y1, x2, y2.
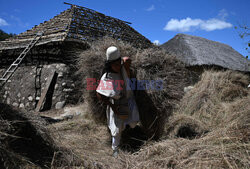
(164, 18, 201, 32)
(200, 18, 232, 31)
(0, 18, 9, 26)
(164, 17, 232, 32)
(146, 5, 155, 11)
(218, 9, 228, 20)
(153, 40, 160, 45)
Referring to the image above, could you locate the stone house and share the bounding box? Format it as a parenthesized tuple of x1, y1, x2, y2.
(0, 3, 152, 111)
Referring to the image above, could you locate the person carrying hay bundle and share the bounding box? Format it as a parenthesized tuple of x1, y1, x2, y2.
(96, 46, 140, 157)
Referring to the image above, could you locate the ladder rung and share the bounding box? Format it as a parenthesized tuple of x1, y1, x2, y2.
(14, 59, 22, 63)
(0, 32, 43, 84)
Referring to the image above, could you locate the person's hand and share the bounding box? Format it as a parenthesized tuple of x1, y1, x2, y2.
(122, 57, 131, 77)
(122, 57, 131, 69)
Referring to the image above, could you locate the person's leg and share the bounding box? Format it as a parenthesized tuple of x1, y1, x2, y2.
(112, 131, 122, 151)
(112, 131, 122, 157)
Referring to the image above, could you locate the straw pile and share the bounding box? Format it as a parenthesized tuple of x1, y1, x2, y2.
(76, 37, 137, 123)
(47, 70, 249, 169)
(0, 103, 82, 168)
(174, 70, 249, 128)
(124, 70, 250, 168)
(76, 37, 191, 139)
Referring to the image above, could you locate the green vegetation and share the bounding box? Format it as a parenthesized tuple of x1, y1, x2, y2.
(0, 29, 15, 41)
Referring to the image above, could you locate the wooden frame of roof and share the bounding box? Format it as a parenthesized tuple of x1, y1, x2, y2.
(0, 3, 152, 51)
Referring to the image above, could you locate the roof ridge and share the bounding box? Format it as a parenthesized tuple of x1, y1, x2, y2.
(161, 34, 249, 72)
(0, 4, 152, 50)
(176, 33, 236, 52)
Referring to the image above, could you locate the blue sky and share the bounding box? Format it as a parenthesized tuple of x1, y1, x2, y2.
(0, 0, 249, 57)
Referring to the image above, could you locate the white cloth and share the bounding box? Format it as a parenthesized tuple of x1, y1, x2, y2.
(112, 132, 122, 150)
(96, 72, 139, 137)
(106, 46, 120, 61)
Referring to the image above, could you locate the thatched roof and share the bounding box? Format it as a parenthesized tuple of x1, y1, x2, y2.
(0, 3, 152, 51)
(161, 34, 250, 72)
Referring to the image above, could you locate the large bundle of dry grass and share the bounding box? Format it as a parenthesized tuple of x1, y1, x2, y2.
(164, 70, 249, 139)
(76, 37, 191, 139)
(76, 37, 137, 123)
(175, 70, 249, 129)
(132, 48, 192, 138)
(124, 70, 250, 168)
(0, 103, 82, 168)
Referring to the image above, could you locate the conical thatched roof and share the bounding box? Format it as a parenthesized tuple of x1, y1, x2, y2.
(161, 34, 250, 72)
(0, 3, 152, 51)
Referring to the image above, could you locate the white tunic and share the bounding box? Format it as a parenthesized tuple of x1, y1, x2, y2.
(96, 72, 139, 136)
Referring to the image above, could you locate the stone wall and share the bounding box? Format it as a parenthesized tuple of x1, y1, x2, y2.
(0, 63, 81, 111)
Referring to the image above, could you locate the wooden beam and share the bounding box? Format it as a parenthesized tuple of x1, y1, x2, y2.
(35, 70, 58, 112)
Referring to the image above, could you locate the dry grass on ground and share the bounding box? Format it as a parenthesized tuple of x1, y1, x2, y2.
(46, 70, 249, 169)
(2, 70, 248, 169)
(124, 70, 250, 169)
(76, 37, 192, 139)
(1, 35, 249, 168)
(0, 103, 82, 169)
(46, 104, 129, 168)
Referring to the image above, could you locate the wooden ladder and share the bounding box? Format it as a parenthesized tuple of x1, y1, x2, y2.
(0, 32, 44, 87)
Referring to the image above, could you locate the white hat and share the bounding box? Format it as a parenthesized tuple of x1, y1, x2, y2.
(106, 46, 120, 61)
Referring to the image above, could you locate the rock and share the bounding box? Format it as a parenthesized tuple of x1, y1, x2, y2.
(28, 96, 33, 101)
(25, 102, 30, 107)
(58, 72, 63, 78)
(63, 88, 73, 92)
(7, 98, 10, 104)
(13, 102, 19, 107)
(17, 93, 21, 98)
(55, 84, 59, 90)
(19, 103, 25, 108)
(36, 97, 40, 101)
(62, 82, 67, 87)
(55, 101, 66, 109)
(60, 112, 74, 119)
(71, 83, 75, 87)
(184, 86, 194, 93)
(56, 64, 66, 71)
